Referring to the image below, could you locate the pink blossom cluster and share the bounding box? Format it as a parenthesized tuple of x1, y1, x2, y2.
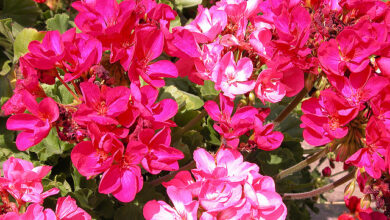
(0, 157, 90, 220)
(143, 148, 287, 220)
(2, 0, 185, 204)
(204, 94, 283, 150)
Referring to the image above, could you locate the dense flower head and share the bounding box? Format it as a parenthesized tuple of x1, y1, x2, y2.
(144, 148, 287, 220)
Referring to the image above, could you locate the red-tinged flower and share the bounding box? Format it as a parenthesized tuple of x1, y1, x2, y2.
(345, 119, 390, 179)
(211, 52, 255, 99)
(193, 41, 224, 82)
(185, 6, 227, 43)
(71, 123, 124, 178)
(72, 0, 139, 70)
(318, 29, 375, 76)
(272, 6, 312, 56)
(55, 196, 91, 220)
(249, 29, 272, 59)
(129, 26, 178, 87)
(338, 196, 387, 220)
(143, 186, 199, 220)
(300, 89, 359, 146)
(23, 31, 64, 70)
(74, 82, 131, 126)
(164, 27, 201, 60)
(6, 91, 59, 151)
(61, 28, 102, 82)
(253, 116, 284, 151)
(255, 57, 304, 104)
(140, 127, 184, 174)
(124, 84, 178, 128)
(370, 87, 390, 129)
(329, 67, 389, 107)
(98, 141, 147, 203)
(33, 0, 46, 3)
(0, 157, 59, 204)
(204, 94, 258, 148)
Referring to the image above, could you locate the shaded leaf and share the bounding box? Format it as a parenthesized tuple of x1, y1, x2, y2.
(1, 0, 41, 27)
(46, 13, 70, 34)
(13, 28, 45, 61)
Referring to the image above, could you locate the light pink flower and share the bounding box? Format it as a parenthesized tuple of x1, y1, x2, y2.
(212, 52, 255, 99)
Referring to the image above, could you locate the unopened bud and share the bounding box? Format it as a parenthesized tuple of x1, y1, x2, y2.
(248, 92, 255, 105)
(344, 181, 355, 199)
(360, 195, 371, 210)
(322, 167, 332, 177)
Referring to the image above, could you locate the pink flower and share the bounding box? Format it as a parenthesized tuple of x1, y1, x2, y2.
(253, 116, 284, 151)
(0, 157, 59, 204)
(71, 123, 124, 178)
(129, 26, 178, 88)
(6, 91, 59, 151)
(300, 89, 359, 146)
(204, 94, 258, 148)
(55, 196, 91, 220)
(211, 52, 255, 98)
(61, 28, 102, 82)
(318, 29, 376, 76)
(23, 31, 64, 70)
(74, 82, 131, 126)
(255, 58, 304, 103)
(146, 148, 287, 219)
(345, 119, 389, 179)
(98, 141, 147, 202)
(143, 186, 198, 220)
(185, 6, 227, 43)
(140, 127, 184, 174)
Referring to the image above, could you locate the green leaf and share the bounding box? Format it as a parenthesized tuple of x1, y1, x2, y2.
(28, 128, 72, 162)
(1, 0, 41, 27)
(13, 28, 45, 61)
(197, 80, 220, 101)
(0, 75, 12, 98)
(46, 13, 70, 34)
(174, 0, 202, 9)
(0, 60, 11, 76)
(159, 85, 204, 112)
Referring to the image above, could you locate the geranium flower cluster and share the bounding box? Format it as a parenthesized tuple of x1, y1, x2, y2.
(2, 0, 184, 204)
(0, 157, 90, 219)
(143, 148, 287, 220)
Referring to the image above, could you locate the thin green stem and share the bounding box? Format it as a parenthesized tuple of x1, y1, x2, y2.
(55, 73, 81, 103)
(274, 147, 328, 181)
(282, 171, 355, 200)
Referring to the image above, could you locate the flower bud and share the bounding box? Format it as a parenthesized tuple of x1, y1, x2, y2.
(344, 181, 355, 199)
(322, 167, 332, 177)
(360, 194, 371, 210)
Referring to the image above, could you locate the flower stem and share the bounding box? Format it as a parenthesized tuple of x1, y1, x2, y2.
(282, 171, 355, 200)
(149, 161, 196, 186)
(273, 87, 308, 127)
(55, 73, 81, 103)
(71, 80, 82, 96)
(274, 147, 328, 181)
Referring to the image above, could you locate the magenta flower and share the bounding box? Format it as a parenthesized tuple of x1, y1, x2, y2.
(129, 26, 178, 88)
(255, 59, 304, 104)
(0, 157, 59, 204)
(318, 29, 376, 76)
(143, 186, 198, 220)
(185, 6, 227, 43)
(61, 28, 102, 82)
(253, 116, 284, 151)
(345, 119, 389, 179)
(74, 82, 131, 126)
(145, 148, 287, 219)
(55, 196, 91, 220)
(98, 141, 147, 203)
(211, 52, 255, 98)
(204, 94, 258, 148)
(140, 127, 184, 174)
(300, 89, 359, 146)
(6, 91, 59, 151)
